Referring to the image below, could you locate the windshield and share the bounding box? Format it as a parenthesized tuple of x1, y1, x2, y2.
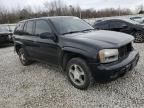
(0, 25, 9, 32)
(50, 17, 94, 34)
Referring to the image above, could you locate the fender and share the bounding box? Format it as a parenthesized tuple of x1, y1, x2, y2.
(58, 46, 90, 69)
(14, 40, 25, 54)
(62, 46, 89, 57)
(15, 40, 24, 46)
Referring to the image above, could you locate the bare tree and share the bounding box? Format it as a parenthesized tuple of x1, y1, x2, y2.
(136, 5, 144, 14)
(0, 0, 133, 24)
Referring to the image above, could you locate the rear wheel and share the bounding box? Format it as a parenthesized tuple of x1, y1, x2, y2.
(18, 48, 32, 66)
(66, 58, 94, 90)
(133, 32, 144, 43)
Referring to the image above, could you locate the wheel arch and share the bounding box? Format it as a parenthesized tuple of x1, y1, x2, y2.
(14, 41, 24, 54)
(60, 47, 89, 71)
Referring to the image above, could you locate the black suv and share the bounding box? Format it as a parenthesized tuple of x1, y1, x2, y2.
(14, 16, 139, 90)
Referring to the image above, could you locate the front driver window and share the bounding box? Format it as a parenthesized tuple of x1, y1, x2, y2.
(25, 21, 34, 35)
(35, 20, 52, 36)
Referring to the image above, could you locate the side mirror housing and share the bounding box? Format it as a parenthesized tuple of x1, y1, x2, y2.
(121, 24, 128, 28)
(9, 30, 12, 32)
(40, 32, 56, 41)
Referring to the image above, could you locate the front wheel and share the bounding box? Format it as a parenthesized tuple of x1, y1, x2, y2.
(133, 32, 144, 43)
(66, 58, 94, 90)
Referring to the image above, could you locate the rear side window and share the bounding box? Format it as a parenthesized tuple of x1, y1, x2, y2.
(25, 21, 34, 35)
(109, 21, 127, 28)
(14, 22, 25, 35)
(35, 20, 52, 36)
(109, 21, 120, 28)
(95, 22, 109, 30)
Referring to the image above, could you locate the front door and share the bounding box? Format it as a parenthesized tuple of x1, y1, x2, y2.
(33, 19, 59, 65)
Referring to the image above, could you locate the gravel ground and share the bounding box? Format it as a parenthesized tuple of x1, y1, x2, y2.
(0, 43, 144, 108)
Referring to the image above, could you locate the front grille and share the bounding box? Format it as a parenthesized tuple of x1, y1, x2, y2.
(118, 43, 133, 58)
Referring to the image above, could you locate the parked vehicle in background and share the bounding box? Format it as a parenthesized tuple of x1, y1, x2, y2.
(2, 24, 16, 32)
(14, 16, 139, 90)
(0, 25, 13, 45)
(130, 16, 144, 24)
(93, 18, 144, 43)
(9, 24, 16, 33)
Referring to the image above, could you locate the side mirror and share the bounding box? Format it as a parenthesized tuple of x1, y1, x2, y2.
(40, 32, 56, 41)
(9, 30, 12, 32)
(94, 27, 100, 30)
(121, 24, 128, 28)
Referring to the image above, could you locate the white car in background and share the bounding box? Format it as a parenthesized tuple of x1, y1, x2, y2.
(130, 17, 144, 24)
(3, 24, 16, 33)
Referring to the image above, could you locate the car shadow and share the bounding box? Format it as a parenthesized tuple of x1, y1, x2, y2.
(32, 61, 125, 85)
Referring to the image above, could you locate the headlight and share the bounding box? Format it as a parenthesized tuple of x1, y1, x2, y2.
(98, 49, 119, 63)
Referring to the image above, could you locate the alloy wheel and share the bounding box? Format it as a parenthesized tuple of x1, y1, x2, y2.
(69, 64, 85, 86)
(134, 32, 144, 43)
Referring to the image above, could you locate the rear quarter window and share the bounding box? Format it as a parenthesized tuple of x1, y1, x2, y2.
(95, 22, 109, 30)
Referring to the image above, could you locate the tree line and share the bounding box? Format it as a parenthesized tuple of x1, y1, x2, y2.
(0, 0, 143, 24)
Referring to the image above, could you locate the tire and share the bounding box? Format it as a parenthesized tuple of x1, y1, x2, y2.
(133, 32, 144, 43)
(18, 48, 32, 66)
(66, 57, 94, 90)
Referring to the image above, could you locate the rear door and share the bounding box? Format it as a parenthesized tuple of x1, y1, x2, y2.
(22, 20, 37, 57)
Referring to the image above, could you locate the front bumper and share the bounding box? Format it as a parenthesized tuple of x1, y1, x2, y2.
(89, 50, 139, 80)
(0, 35, 10, 44)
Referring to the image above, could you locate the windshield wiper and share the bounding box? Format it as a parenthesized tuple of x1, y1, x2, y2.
(62, 31, 81, 35)
(62, 29, 94, 35)
(81, 29, 94, 32)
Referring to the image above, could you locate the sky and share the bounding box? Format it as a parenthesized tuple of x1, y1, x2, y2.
(0, 0, 144, 11)
(70, 0, 144, 10)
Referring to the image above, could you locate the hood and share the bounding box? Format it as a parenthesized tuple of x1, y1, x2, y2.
(63, 30, 134, 49)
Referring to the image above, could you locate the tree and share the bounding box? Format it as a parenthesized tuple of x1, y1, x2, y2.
(136, 5, 144, 14)
(0, 0, 133, 24)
